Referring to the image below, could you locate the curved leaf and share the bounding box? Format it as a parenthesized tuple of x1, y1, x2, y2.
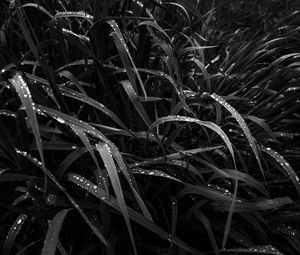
(149, 115, 235, 161)
(206, 93, 264, 178)
(259, 145, 300, 197)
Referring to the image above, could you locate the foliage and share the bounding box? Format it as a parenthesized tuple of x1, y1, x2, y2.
(0, 0, 299, 254)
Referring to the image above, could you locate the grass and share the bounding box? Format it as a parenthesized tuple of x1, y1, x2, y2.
(0, 0, 299, 254)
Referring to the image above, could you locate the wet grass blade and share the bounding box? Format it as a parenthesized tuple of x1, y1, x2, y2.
(131, 167, 182, 182)
(53, 11, 93, 21)
(57, 70, 86, 94)
(206, 93, 264, 178)
(16, 3, 70, 114)
(222, 179, 238, 249)
(68, 173, 203, 255)
(107, 141, 154, 221)
(213, 197, 292, 211)
(96, 142, 137, 255)
(60, 86, 129, 131)
(42, 209, 70, 255)
(15, 149, 107, 246)
(108, 20, 147, 98)
(34, 104, 152, 220)
(120, 80, 151, 127)
(215, 169, 269, 197)
(3, 214, 28, 255)
(149, 115, 235, 161)
(179, 184, 237, 202)
(223, 245, 285, 255)
(34, 104, 109, 142)
(245, 115, 275, 139)
(137, 21, 171, 42)
(9, 73, 45, 167)
(172, 0, 203, 20)
(22, 3, 53, 18)
(71, 126, 106, 190)
(132, 68, 181, 96)
(135, 146, 223, 167)
(259, 145, 300, 197)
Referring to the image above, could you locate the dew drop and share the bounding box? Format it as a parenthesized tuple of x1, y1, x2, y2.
(55, 117, 65, 124)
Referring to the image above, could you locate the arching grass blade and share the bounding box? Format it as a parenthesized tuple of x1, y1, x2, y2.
(259, 145, 300, 197)
(149, 115, 235, 161)
(205, 93, 264, 178)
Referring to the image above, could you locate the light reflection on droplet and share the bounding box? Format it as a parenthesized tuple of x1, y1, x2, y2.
(55, 117, 65, 124)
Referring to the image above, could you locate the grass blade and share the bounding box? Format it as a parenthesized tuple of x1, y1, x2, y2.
(134, 146, 223, 167)
(245, 115, 275, 139)
(22, 3, 53, 19)
(149, 115, 235, 161)
(96, 142, 137, 255)
(131, 167, 182, 182)
(210, 168, 269, 197)
(34, 104, 152, 221)
(223, 245, 285, 254)
(212, 197, 293, 211)
(3, 214, 28, 255)
(9, 73, 45, 168)
(206, 93, 264, 178)
(71, 126, 106, 190)
(53, 11, 93, 21)
(194, 211, 220, 255)
(16, 3, 70, 114)
(120, 80, 151, 127)
(259, 145, 300, 197)
(68, 173, 203, 255)
(108, 20, 147, 98)
(60, 86, 129, 131)
(179, 183, 238, 202)
(107, 141, 154, 221)
(34, 104, 109, 142)
(42, 209, 70, 255)
(15, 149, 107, 246)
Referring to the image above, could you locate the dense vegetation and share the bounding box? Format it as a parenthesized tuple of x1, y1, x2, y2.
(0, 0, 299, 254)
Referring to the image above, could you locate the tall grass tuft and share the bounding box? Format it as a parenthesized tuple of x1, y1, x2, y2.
(0, 0, 299, 254)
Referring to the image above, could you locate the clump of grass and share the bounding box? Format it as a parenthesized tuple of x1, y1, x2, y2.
(0, 0, 299, 254)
